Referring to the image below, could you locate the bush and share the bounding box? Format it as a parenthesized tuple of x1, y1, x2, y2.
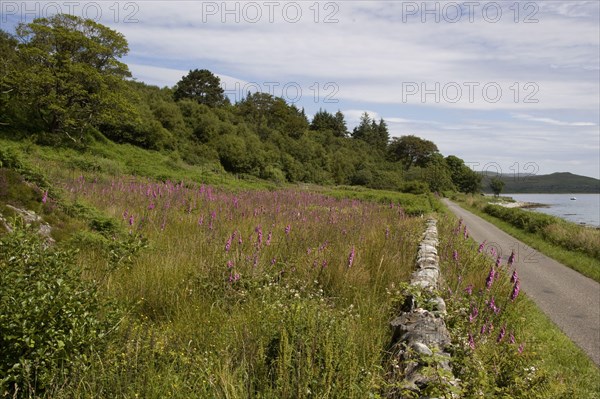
(0, 223, 115, 395)
(483, 204, 555, 234)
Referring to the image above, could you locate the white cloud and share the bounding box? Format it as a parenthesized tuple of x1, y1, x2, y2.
(511, 113, 597, 126)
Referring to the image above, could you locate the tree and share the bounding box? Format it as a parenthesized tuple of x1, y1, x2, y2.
(490, 176, 505, 197)
(0, 30, 18, 126)
(236, 92, 308, 139)
(446, 155, 482, 194)
(13, 14, 131, 143)
(333, 111, 348, 137)
(388, 135, 438, 170)
(418, 153, 455, 192)
(351, 112, 373, 141)
(310, 109, 348, 137)
(173, 69, 228, 107)
(352, 113, 389, 152)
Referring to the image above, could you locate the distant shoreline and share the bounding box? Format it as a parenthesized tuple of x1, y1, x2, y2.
(489, 199, 549, 209)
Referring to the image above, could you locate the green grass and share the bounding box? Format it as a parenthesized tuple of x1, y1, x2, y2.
(0, 137, 277, 192)
(39, 175, 423, 398)
(2, 138, 599, 398)
(451, 193, 600, 283)
(437, 215, 600, 398)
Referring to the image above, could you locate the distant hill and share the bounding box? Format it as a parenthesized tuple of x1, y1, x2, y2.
(482, 172, 600, 194)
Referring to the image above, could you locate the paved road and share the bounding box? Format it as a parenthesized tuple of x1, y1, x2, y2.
(443, 199, 600, 366)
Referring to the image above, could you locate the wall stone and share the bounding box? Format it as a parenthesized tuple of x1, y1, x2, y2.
(387, 218, 458, 398)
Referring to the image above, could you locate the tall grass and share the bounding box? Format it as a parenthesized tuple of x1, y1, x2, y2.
(45, 174, 423, 397)
(437, 214, 600, 398)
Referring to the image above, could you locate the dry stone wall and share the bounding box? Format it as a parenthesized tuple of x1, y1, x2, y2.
(388, 218, 458, 398)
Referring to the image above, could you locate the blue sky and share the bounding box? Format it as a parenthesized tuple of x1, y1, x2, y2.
(1, 1, 599, 178)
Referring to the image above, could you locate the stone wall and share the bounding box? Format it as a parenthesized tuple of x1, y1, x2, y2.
(387, 218, 458, 398)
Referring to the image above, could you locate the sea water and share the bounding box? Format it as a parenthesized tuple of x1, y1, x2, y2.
(508, 193, 600, 227)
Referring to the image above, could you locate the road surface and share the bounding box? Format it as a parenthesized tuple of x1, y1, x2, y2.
(443, 199, 600, 366)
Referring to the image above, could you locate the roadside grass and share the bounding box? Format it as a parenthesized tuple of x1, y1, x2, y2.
(451, 193, 600, 283)
(437, 214, 600, 398)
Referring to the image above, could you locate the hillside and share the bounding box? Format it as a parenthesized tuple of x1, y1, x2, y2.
(482, 172, 600, 194)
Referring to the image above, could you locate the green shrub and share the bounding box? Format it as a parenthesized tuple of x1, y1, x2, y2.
(0, 223, 115, 396)
(483, 204, 555, 233)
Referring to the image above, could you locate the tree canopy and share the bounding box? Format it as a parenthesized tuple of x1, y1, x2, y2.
(173, 69, 228, 107)
(388, 135, 439, 170)
(351, 112, 390, 153)
(12, 14, 130, 143)
(0, 15, 483, 195)
(490, 176, 506, 197)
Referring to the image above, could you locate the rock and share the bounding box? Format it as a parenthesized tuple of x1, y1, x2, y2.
(3, 205, 54, 246)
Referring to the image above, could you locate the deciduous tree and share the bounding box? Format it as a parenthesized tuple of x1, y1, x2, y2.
(14, 14, 131, 143)
(388, 135, 438, 170)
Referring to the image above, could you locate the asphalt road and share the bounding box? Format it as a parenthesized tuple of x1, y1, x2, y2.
(443, 199, 600, 366)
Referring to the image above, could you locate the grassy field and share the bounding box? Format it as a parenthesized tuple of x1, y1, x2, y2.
(1, 140, 599, 398)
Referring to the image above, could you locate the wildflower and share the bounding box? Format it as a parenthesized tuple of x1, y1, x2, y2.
(266, 231, 272, 246)
(497, 325, 506, 343)
(225, 236, 232, 252)
(478, 240, 486, 253)
(348, 246, 355, 268)
(518, 343, 525, 354)
(285, 224, 291, 235)
(271, 257, 277, 265)
(238, 233, 243, 245)
(511, 269, 518, 283)
(508, 250, 516, 265)
(488, 297, 499, 313)
(465, 284, 473, 295)
(453, 250, 459, 261)
(480, 323, 487, 335)
(469, 306, 479, 322)
(227, 260, 234, 269)
(42, 190, 48, 204)
(198, 216, 204, 225)
(322, 259, 328, 268)
(129, 215, 134, 226)
(464, 226, 469, 239)
(486, 267, 496, 290)
(385, 227, 390, 239)
(148, 202, 155, 210)
(509, 332, 516, 344)
(319, 241, 329, 251)
(228, 272, 240, 283)
(255, 226, 263, 247)
(511, 280, 521, 301)
(496, 256, 502, 267)
(468, 333, 476, 350)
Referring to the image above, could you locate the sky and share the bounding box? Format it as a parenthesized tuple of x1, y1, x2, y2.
(1, 0, 599, 178)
